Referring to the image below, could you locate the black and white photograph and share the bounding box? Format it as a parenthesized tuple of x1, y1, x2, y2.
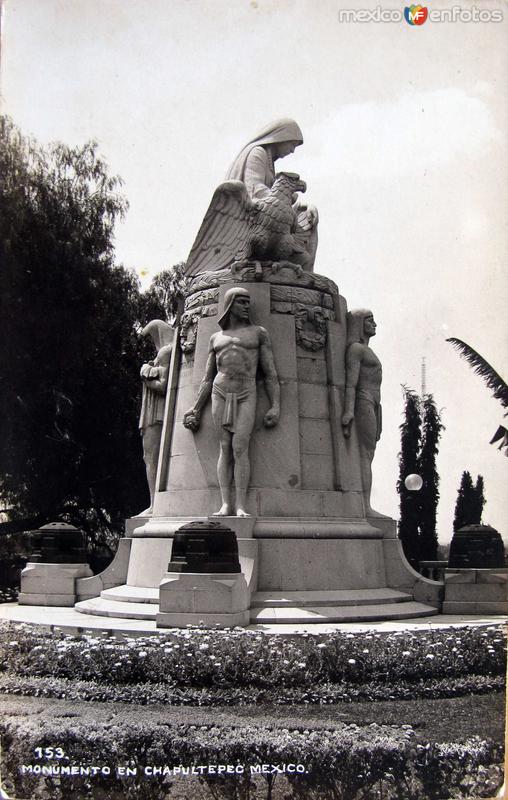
(0, 1, 507, 798)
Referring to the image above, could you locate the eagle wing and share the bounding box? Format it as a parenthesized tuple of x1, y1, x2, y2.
(185, 181, 254, 276)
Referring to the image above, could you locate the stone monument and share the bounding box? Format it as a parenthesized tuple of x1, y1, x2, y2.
(75, 118, 442, 626)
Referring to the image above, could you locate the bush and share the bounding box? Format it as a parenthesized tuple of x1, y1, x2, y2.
(0, 712, 503, 800)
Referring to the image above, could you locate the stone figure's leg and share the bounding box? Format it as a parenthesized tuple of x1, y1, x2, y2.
(355, 400, 378, 516)
(141, 424, 162, 513)
(232, 395, 257, 516)
(211, 394, 234, 515)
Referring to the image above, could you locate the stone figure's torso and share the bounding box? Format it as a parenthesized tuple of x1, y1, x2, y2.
(357, 345, 382, 404)
(244, 145, 275, 198)
(212, 326, 263, 394)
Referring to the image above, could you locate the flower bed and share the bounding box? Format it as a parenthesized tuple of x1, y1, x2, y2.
(1, 623, 505, 690)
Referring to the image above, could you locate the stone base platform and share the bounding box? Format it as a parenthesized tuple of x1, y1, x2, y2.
(1, 602, 504, 637)
(69, 513, 444, 627)
(74, 585, 438, 624)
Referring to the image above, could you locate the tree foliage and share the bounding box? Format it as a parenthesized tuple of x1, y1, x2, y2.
(397, 389, 422, 566)
(397, 389, 444, 566)
(0, 117, 150, 551)
(447, 337, 508, 455)
(418, 394, 444, 561)
(453, 471, 485, 531)
(138, 262, 188, 325)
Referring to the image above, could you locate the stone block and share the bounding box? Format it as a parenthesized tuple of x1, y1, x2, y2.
(322, 490, 364, 518)
(296, 356, 327, 384)
(250, 378, 301, 490)
(153, 488, 222, 517)
(257, 539, 386, 591)
(299, 418, 333, 455)
(258, 488, 322, 517)
(298, 383, 329, 418)
(157, 571, 250, 628)
(443, 568, 508, 613)
(214, 516, 256, 539)
(301, 454, 335, 490)
(327, 386, 363, 491)
(156, 609, 250, 628)
(18, 592, 81, 607)
(126, 538, 174, 588)
(444, 570, 476, 584)
(19, 562, 92, 606)
(269, 314, 298, 381)
(477, 570, 508, 584)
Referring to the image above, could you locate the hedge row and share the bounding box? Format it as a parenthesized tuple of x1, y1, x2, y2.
(1, 714, 503, 800)
(0, 672, 504, 707)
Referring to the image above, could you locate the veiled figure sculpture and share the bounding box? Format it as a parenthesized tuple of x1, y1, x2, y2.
(139, 320, 174, 514)
(341, 310, 383, 517)
(185, 119, 318, 275)
(183, 287, 280, 517)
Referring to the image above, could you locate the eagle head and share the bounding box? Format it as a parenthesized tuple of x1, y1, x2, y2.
(273, 171, 307, 195)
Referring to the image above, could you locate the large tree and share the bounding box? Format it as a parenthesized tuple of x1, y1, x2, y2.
(397, 389, 443, 566)
(139, 262, 188, 325)
(418, 394, 444, 561)
(453, 471, 485, 531)
(0, 117, 149, 552)
(397, 388, 422, 567)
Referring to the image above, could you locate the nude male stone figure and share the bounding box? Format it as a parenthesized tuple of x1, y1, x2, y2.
(183, 287, 280, 517)
(341, 309, 383, 517)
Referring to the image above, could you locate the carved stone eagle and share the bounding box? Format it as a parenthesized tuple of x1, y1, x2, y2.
(185, 172, 312, 276)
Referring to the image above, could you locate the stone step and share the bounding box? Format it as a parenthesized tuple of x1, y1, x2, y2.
(249, 601, 439, 624)
(100, 586, 159, 604)
(250, 588, 412, 608)
(75, 596, 438, 624)
(75, 597, 158, 620)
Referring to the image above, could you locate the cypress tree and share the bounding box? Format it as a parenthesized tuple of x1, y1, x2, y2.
(418, 394, 444, 561)
(397, 389, 422, 567)
(453, 471, 485, 530)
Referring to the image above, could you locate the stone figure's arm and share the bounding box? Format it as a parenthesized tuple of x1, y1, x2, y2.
(183, 337, 217, 431)
(140, 361, 155, 379)
(244, 146, 271, 199)
(141, 345, 172, 391)
(141, 358, 170, 394)
(259, 327, 280, 428)
(342, 343, 364, 434)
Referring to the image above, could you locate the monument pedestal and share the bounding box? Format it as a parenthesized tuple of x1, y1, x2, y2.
(74, 265, 443, 626)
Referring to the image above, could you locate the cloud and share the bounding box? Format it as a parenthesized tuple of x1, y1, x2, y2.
(305, 88, 502, 179)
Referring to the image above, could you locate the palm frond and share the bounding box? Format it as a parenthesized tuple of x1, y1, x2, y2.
(446, 338, 508, 408)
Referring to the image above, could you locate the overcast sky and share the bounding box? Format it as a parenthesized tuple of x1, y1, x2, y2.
(2, 0, 507, 543)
